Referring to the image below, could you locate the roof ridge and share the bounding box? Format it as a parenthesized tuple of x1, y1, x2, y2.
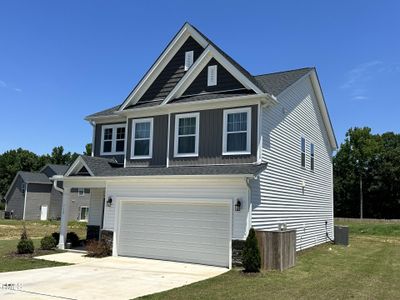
(254, 67, 314, 77)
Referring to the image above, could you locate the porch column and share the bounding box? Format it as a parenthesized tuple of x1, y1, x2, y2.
(58, 187, 71, 249)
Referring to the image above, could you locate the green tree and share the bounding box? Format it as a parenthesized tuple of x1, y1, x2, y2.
(242, 228, 261, 272)
(83, 143, 92, 156)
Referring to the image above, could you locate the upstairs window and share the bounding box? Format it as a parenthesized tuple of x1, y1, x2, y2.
(207, 65, 217, 86)
(174, 113, 199, 157)
(131, 118, 153, 159)
(310, 143, 315, 171)
(78, 188, 85, 197)
(301, 137, 306, 167)
(101, 124, 126, 155)
(184, 51, 194, 71)
(223, 107, 251, 155)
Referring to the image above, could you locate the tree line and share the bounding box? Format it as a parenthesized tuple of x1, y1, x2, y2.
(0, 144, 91, 200)
(334, 127, 400, 219)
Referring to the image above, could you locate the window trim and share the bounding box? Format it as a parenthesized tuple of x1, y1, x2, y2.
(131, 118, 154, 160)
(79, 206, 89, 222)
(184, 51, 194, 71)
(100, 124, 126, 155)
(301, 136, 306, 168)
(174, 112, 200, 158)
(78, 188, 85, 197)
(207, 65, 217, 86)
(222, 107, 252, 156)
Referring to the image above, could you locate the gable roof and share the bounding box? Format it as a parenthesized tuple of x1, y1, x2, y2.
(40, 164, 69, 176)
(18, 171, 52, 184)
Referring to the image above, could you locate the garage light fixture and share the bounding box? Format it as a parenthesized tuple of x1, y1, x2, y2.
(107, 196, 113, 207)
(235, 199, 242, 212)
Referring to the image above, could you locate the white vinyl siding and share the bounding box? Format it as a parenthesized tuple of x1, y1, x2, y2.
(103, 177, 250, 240)
(252, 75, 334, 251)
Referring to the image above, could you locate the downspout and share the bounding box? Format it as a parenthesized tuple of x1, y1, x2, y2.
(245, 177, 254, 234)
(22, 183, 29, 220)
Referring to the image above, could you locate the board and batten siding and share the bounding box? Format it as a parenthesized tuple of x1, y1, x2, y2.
(103, 177, 251, 240)
(252, 75, 334, 251)
(88, 188, 105, 226)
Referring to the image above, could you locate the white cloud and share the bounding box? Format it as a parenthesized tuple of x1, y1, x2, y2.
(14, 88, 22, 92)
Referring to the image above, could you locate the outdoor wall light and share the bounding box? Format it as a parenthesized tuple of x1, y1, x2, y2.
(235, 199, 242, 212)
(106, 196, 113, 207)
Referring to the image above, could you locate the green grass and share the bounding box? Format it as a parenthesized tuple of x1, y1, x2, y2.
(0, 239, 68, 273)
(335, 219, 400, 236)
(0, 219, 87, 240)
(140, 222, 400, 300)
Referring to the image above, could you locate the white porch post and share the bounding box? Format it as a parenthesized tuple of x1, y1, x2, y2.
(58, 187, 71, 249)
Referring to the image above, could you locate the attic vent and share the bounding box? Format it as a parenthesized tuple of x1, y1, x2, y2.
(184, 51, 194, 71)
(207, 65, 217, 86)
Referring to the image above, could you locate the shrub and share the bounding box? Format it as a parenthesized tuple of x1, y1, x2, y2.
(20, 224, 28, 240)
(51, 231, 80, 247)
(17, 238, 34, 254)
(85, 240, 112, 258)
(242, 228, 261, 273)
(40, 235, 57, 250)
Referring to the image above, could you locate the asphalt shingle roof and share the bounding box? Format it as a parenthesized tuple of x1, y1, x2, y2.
(18, 172, 51, 184)
(45, 164, 69, 175)
(78, 156, 267, 177)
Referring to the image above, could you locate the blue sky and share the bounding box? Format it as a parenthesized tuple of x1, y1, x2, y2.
(1, 1, 399, 155)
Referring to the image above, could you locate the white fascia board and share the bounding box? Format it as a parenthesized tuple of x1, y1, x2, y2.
(309, 70, 338, 150)
(162, 45, 265, 105)
(64, 157, 95, 177)
(118, 24, 209, 111)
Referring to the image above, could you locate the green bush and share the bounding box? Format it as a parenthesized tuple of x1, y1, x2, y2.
(40, 235, 57, 250)
(85, 240, 112, 258)
(242, 228, 261, 273)
(51, 231, 80, 247)
(17, 238, 34, 254)
(20, 224, 28, 240)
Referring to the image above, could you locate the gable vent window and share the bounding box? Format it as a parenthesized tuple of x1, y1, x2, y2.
(223, 107, 251, 155)
(207, 65, 217, 86)
(174, 113, 199, 157)
(301, 137, 306, 168)
(184, 51, 194, 71)
(131, 118, 153, 159)
(310, 143, 315, 171)
(101, 124, 126, 155)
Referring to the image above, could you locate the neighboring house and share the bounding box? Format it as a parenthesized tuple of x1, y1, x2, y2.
(57, 23, 337, 268)
(4, 164, 90, 221)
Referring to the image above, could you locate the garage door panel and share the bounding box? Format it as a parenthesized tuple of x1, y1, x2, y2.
(118, 201, 231, 267)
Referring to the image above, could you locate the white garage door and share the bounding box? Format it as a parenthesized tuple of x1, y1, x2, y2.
(117, 200, 231, 267)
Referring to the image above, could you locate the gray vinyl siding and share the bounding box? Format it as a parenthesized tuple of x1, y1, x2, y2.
(126, 115, 168, 167)
(94, 122, 126, 163)
(49, 182, 63, 220)
(24, 184, 52, 220)
(169, 105, 258, 166)
(88, 188, 105, 226)
(183, 58, 246, 96)
(137, 36, 204, 104)
(251, 75, 334, 251)
(5, 176, 25, 219)
(69, 189, 91, 221)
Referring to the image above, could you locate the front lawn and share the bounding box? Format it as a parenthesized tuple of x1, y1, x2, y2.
(140, 221, 400, 300)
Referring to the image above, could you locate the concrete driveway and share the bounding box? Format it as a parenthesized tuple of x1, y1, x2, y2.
(0, 253, 228, 300)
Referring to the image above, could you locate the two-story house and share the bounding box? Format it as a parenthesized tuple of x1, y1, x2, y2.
(55, 23, 337, 268)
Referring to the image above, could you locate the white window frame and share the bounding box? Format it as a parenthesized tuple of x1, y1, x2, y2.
(174, 112, 200, 158)
(78, 188, 85, 197)
(207, 65, 217, 86)
(131, 118, 154, 160)
(79, 206, 89, 222)
(100, 124, 126, 155)
(184, 51, 194, 71)
(223, 107, 252, 155)
(301, 136, 306, 168)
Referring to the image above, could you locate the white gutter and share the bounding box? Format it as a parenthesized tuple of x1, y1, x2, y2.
(52, 175, 64, 193)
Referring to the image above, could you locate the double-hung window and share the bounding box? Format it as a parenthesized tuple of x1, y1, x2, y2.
(79, 206, 89, 221)
(301, 137, 306, 168)
(78, 188, 85, 197)
(174, 113, 199, 157)
(101, 124, 126, 155)
(223, 107, 251, 155)
(310, 143, 315, 171)
(131, 118, 153, 159)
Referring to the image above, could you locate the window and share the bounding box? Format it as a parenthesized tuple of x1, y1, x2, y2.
(79, 206, 89, 221)
(174, 113, 199, 157)
(131, 118, 153, 159)
(101, 124, 126, 155)
(207, 65, 217, 86)
(78, 188, 85, 197)
(21, 183, 26, 193)
(301, 137, 306, 167)
(184, 51, 194, 71)
(310, 143, 315, 171)
(223, 107, 251, 155)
